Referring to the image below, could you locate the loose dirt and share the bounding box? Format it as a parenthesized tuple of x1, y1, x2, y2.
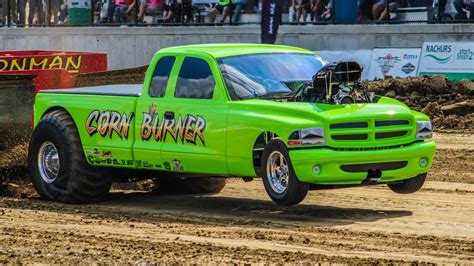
(0, 132, 473, 264)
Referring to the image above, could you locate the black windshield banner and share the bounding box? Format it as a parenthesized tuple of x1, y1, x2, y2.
(261, 0, 283, 44)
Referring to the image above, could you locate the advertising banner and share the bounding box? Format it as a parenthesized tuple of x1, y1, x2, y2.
(418, 42, 474, 80)
(315, 50, 373, 80)
(366, 48, 421, 80)
(261, 0, 283, 44)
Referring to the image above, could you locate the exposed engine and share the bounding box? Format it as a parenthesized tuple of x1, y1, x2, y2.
(292, 61, 373, 104)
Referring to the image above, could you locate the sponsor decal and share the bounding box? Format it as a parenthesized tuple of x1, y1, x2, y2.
(425, 44, 452, 53)
(0, 56, 82, 74)
(456, 48, 474, 61)
(85, 148, 135, 166)
(86, 110, 135, 139)
(171, 159, 183, 171)
(423, 44, 452, 64)
(424, 54, 451, 64)
(163, 161, 172, 171)
(401, 63, 416, 74)
(403, 54, 418, 60)
(141, 105, 206, 146)
(376, 54, 401, 76)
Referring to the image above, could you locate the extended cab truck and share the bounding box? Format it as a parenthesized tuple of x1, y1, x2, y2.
(28, 44, 436, 205)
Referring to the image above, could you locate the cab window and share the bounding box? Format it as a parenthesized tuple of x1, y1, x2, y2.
(175, 57, 215, 99)
(150, 56, 175, 98)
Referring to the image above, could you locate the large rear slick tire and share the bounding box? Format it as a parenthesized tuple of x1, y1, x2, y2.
(387, 173, 427, 194)
(154, 177, 226, 194)
(261, 139, 309, 206)
(28, 110, 112, 204)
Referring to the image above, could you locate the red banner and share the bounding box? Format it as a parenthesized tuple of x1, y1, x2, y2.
(0, 50, 108, 92)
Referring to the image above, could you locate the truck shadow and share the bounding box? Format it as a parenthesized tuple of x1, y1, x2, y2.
(2, 189, 412, 228)
(100, 189, 412, 227)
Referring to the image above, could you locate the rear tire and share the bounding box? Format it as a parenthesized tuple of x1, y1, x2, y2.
(387, 173, 426, 194)
(261, 139, 309, 206)
(28, 109, 112, 204)
(154, 177, 226, 194)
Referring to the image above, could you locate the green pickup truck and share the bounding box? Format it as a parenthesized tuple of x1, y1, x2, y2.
(28, 44, 436, 205)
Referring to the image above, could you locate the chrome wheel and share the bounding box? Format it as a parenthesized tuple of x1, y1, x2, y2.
(266, 151, 289, 194)
(37, 141, 60, 184)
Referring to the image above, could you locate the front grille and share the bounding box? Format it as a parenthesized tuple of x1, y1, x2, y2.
(331, 134, 368, 140)
(375, 131, 407, 139)
(329, 119, 412, 144)
(330, 122, 368, 129)
(375, 120, 409, 127)
(340, 161, 408, 172)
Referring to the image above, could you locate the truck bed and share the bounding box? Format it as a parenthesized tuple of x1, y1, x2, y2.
(41, 84, 142, 97)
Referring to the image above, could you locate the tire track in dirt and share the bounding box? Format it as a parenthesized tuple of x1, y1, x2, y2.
(430, 133, 473, 184)
(1, 178, 473, 264)
(0, 133, 473, 263)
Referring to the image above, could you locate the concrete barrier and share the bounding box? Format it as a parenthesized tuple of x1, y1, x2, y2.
(2, 24, 474, 70)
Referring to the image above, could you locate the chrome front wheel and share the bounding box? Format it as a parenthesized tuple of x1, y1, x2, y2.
(266, 150, 289, 194)
(261, 139, 309, 206)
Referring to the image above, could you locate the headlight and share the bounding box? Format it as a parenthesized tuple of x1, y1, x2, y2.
(416, 121, 433, 139)
(288, 127, 326, 146)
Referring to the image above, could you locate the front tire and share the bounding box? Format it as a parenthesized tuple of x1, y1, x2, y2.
(387, 173, 427, 194)
(28, 109, 112, 204)
(261, 139, 309, 206)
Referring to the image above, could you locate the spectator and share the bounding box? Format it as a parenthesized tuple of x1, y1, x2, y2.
(454, 0, 474, 20)
(162, 0, 177, 22)
(310, 0, 326, 22)
(58, 0, 68, 24)
(138, 0, 163, 22)
(358, 0, 375, 21)
(373, 0, 400, 21)
(114, 0, 136, 24)
(100, 0, 116, 23)
(29, 0, 45, 25)
(1, 0, 27, 26)
(294, 0, 311, 23)
(210, 0, 234, 23)
(289, 0, 296, 22)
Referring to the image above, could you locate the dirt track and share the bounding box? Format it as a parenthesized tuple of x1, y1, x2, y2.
(0, 133, 473, 264)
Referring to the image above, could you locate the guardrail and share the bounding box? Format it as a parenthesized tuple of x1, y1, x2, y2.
(0, 0, 472, 27)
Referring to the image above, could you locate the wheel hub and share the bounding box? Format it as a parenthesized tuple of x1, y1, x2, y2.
(38, 141, 60, 184)
(266, 151, 289, 194)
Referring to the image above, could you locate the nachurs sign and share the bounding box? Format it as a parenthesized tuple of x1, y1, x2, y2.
(425, 44, 452, 53)
(418, 42, 474, 80)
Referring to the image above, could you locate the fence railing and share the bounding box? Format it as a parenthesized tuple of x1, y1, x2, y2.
(0, 0, 472, 27)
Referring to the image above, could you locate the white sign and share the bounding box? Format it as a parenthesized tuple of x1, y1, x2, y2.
(418, 42, 474, 80)
(366, 48, 421, 80)
(315, 50, 373, 80)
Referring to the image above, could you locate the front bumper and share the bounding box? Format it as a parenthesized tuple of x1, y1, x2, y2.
(289, 140, 436, 185)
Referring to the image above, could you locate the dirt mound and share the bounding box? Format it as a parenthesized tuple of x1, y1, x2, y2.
(366, 75, 474, 130)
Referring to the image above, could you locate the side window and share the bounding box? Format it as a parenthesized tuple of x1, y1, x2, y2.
(175, 57, 216, 99)
(150, 56, 175, 98)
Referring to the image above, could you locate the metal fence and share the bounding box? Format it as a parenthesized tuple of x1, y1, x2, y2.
(0, 0, 472, 27)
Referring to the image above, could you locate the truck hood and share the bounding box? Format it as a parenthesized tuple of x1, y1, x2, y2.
(236, 96, 416, 124)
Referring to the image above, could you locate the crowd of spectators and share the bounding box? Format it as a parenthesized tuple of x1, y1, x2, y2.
(288, 0, 474, 23)
(1, 0, 67, 26)
(0, 0, 473, 26)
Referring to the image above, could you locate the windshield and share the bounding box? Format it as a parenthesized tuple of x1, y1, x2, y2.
(219, 53, 326, 100)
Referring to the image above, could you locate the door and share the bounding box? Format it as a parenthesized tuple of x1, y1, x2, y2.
(133, 55, 176, 170)
(158, 55, 229, 175)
